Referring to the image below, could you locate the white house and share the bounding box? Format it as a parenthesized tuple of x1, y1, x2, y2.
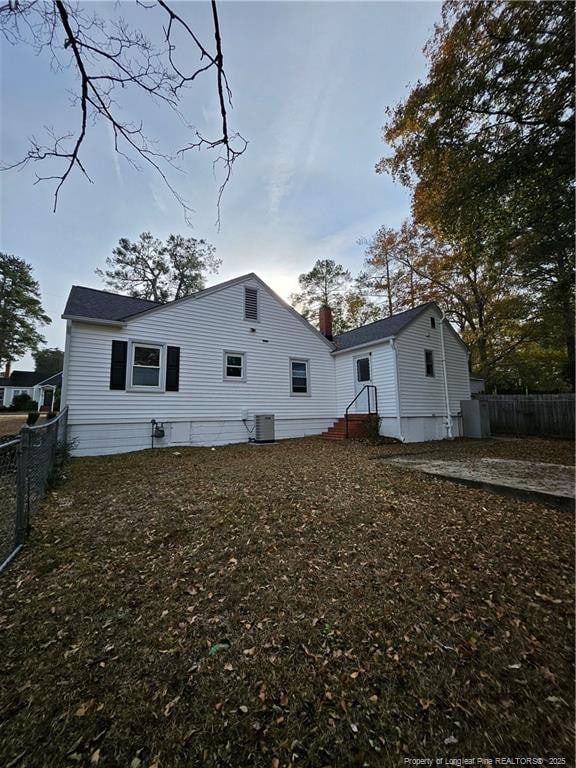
(61, 273, 471, 456)
(0, 369, 62, 411)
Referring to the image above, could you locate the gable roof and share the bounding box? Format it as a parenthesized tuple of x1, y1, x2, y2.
(63, 286, 161, 322)
(62, 274, 336, 349)
(37, 371, 63, 387)
(333, 302, 436, 351)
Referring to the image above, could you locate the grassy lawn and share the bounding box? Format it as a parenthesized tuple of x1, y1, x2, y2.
(0, 413, 29, 439)
(0, 413, 54, 440)
(0, 437, 573, 767)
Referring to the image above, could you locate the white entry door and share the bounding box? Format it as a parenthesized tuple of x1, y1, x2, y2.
(353, 354, 372, 412)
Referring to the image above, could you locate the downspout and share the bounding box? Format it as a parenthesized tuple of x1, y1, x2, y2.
(439, 313, 453, 439)
(390, 338, 405, 442)
(60, 320, 72, 408)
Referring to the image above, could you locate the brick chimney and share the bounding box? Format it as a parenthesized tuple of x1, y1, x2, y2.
(3, 360, 11, 379)
(319, 305, 333, 341)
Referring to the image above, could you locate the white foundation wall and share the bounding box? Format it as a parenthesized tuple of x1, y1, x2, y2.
(68, 417, 336, 456)
(399, 415, 463, 443)
(64, 278, 338, 456)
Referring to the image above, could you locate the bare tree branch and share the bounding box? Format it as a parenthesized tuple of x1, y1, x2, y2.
(0, 0, 246, 223)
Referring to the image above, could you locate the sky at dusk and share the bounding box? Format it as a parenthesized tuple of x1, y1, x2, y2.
(1, 1, 441, 368)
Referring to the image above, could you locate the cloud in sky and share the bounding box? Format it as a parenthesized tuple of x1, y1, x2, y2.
(265, 16, 348, 222)
(0, 1, 441, 366)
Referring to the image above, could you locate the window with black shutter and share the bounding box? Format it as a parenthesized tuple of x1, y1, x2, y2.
(424, 349, 435, 377)
(110, 340, 128, 390)
(244, 286, 258, 320)
(131, 344, 161, 387)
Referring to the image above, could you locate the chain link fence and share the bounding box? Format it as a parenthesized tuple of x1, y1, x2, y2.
(0, 408, 69, 572)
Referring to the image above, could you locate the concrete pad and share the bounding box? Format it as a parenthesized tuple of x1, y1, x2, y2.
(384, 456, 575, 508)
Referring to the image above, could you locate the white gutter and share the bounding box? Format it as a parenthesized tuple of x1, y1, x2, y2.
(60, 320, 72, 408)
(390, 338, 405, 443)
(331, 336, 393, 356)
(439, 314, 453, 439)
(61, 315, 125, 327)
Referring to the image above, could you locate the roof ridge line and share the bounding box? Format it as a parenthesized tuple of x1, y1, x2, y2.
(72, 285, 162, 304)
(334, 301, 434, 338)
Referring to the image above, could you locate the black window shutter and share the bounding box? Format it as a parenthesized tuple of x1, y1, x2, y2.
(166, 346, 180, 391)
(110, 340, 128, 390)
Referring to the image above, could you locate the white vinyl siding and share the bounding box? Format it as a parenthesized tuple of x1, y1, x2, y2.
(444, 326, 471, 412)
(396, 307, 469, 418)
(65, 279, 337, 454)
(334, 341, 397, 419)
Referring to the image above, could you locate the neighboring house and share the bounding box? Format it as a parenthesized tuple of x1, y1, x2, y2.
(61, 274, 471, 456)
(0, 370, 63, 410)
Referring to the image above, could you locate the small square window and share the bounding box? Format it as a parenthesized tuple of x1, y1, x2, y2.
(224, 351, 245, 381)
(430, 317, 436, 329)
(290, 359, 309, 395)
(424, 349, 434, 377)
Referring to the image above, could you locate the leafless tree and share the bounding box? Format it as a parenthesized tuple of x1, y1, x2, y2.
(0, 0, 246, 224)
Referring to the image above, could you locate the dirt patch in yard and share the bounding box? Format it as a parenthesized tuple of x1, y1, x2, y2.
(0, 438, 573, 768)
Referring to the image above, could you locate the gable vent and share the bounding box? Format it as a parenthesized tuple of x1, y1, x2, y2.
(244, 286, 258, 320)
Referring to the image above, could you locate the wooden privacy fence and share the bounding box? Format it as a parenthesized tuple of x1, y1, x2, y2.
(476, 394, 575, 438)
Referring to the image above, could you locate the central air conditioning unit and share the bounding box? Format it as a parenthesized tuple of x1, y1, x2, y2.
(254, 413, 275, 443)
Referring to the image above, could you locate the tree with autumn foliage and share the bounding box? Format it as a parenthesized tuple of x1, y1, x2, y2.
(361, 221, 551, 390)
(378, 0, 574, 387)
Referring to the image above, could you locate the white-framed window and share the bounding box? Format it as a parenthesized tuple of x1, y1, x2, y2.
(131, 342, 163, 389)
(290, 358, 310, 396)
(430, 316, 436, 329)
(424, 349, 435, 377)
(244, 286, 259, 321)
(223, 351, 245, 381)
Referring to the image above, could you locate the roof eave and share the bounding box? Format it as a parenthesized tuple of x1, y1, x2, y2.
(61, 314, 126, 327)
(332, 336, 395, 355)
(36, 371, 63, 386)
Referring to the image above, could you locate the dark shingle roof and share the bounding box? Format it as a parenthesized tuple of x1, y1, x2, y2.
(333, 302, 435, 351)
(7, 371, 48, 387)
(0, 371, 63, 388)
(38, 371, 63, 387)
(63, 286, 161, 322)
